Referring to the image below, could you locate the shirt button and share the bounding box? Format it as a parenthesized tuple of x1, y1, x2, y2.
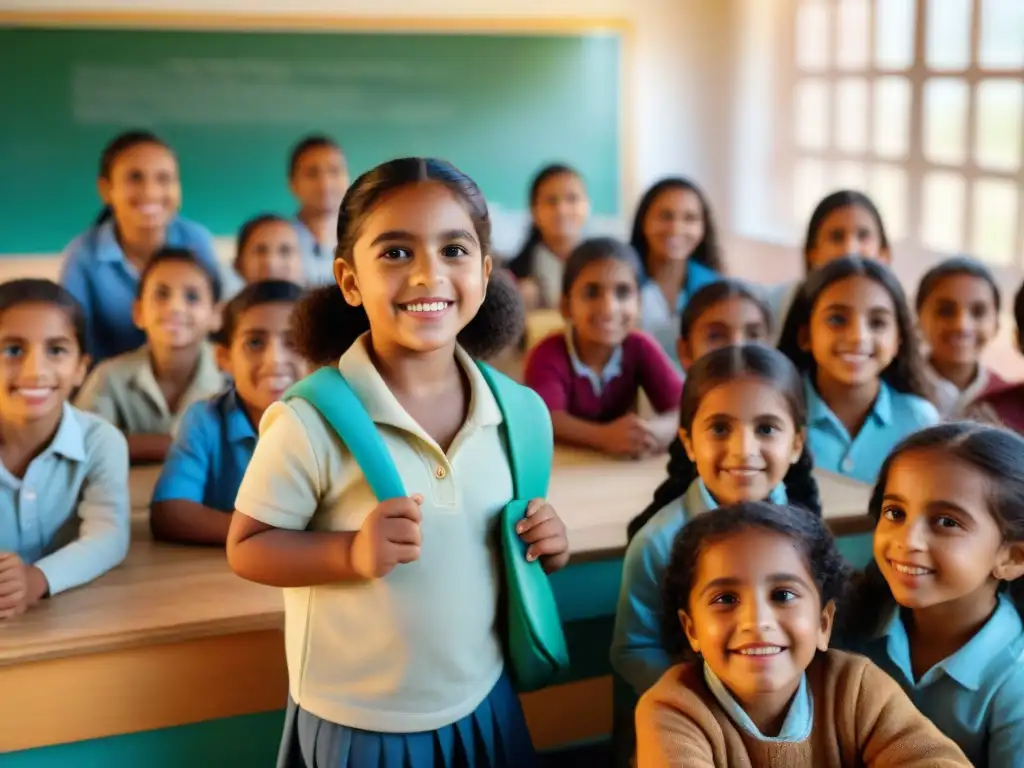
(435, 466, 447, 479)
(841, 457, 854, 473)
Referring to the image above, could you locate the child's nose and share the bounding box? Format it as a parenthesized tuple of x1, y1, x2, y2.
(728, 428, 758, 458)
(894, 517, 928, 551)
(739, 593, 775, 631)
(20, 346, 46, 378)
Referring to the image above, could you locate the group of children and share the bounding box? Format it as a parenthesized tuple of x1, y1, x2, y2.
(2, 131, 1024, 766)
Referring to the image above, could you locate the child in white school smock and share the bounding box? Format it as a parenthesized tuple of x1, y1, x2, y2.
(228, 158, 571, 768)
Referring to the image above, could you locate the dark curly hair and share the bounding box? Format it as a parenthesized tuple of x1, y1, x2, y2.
(0, 278, 88, 356)
(840, 422, 1024, 639)
(629, 177, 724, 276)
(627, 345, 821, 541)
(292, 157, 525, 366)
(803, 190, 889, 273)
(777, 256, 930, 400)
(661, 501, 852, 660)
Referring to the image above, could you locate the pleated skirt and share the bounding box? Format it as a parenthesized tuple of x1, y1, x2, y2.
(277, 673, 537, 768)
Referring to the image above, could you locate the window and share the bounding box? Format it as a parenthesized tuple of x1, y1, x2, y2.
(789, 0, 1023, 266)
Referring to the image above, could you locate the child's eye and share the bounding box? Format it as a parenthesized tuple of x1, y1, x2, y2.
(708, 421, 730, 438)
(381, 248, 412, 261)
(615, 284, 635, 300)
(442, 245, 468, 259)
(1, 344, 23, 359)
(185, 288, 201, 304)
(48, 344, 69, 357)
(869, 316, 891, 331)
(881, 505, 905, 522)
(745, 326, 767, 342)
(155, 285, 171, 300)
(710, 593, 738, 606)
(771, 588, 797, 603)
(934, 515, 963, 531)
(828, 230, 846, 243)
(755, 422, 779, 437)
(856, 227, 875, 242)
(245, 338, 265, 351)
(825, 313, 846, 328)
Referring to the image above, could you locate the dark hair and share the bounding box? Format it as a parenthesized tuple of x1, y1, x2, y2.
(1015, 282, 1024, 351)
(560, 237, 643, 296)
(678, 278, 772, 342)
(234, 213, 294, 271)
(628, 345, 821, 540)
(214, 280, 305, 346)
(506, 163, 583, 279)
(915, 255, 1001, 316)
(803, 190, 890, 273)
(293, 157, 525, 366)
(95, 130, 172, 226)
(661, 501, 852, 660)
(288, 134, 345, 178)
(630, 177, 724, 276)
(0, 279, 88, 355)
(137, 247, 223, 304)
(841, 422, 1024, 638)
(777, 256, 929, 399)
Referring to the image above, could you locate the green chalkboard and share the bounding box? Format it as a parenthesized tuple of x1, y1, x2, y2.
(0, 26, 620, 254)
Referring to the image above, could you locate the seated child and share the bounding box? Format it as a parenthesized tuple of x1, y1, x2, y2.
(967, 280, 1024, 432)
(288, 134, 349, 285)
(916, 256, 1004, 418)
(676, 278, 772, 368)
(635, 502, 970, 767)
(524, 237, 682, 458)
(150, 281, 308, 545)
(234, 214, 306, 286)
(612, 345, 820, 696)
(842, 422, 1024, 767)
(777, 256, 938, 485)
(0, 279, 130, 617)
(75, 247, 226, 464)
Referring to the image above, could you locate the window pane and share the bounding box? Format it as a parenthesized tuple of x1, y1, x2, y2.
(980, 0, 1024, 68)
(922, 171, 966, 253)
(797, 0, 831, 71)
(876, 0, 915, 69)
(926, 0, 972, 70)
(972, 179, 1019, 266)
(833, 160, 868, 192)
(837, 0, 870, 70)
(975, 80, 1024, 171)
(923, 78, 969, 165)
(794, 158, 828, 227)
(869, 164, 908, 241)
(795, 80, 831, 150)
(873, 77, 911, 158)
(836, 77, 869, 152)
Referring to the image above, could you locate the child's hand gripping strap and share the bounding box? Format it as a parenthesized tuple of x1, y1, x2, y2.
(476, 361, 570, 692)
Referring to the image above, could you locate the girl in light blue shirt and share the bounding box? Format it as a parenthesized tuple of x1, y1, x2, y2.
(841, 422, 1024, 767)
(777, 256, 938, 485)
(611, 344, 822, 697)
(59, 130, 221, 363)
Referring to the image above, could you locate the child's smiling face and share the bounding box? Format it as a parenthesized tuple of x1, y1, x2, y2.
(100, 142, 181, 233)
(918, 274, 998, 374)
(642, 186, 706, 265)
(133, 260, 217, 351)
(680, 297, 770, 366)
(562, 257, 639, 351)
(238, 220, 304, 285)
(681, 527, 834, 735)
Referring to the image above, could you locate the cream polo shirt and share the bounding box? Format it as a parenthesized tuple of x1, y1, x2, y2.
(234, 334, 512, 733)
(75, 343, 226, 436)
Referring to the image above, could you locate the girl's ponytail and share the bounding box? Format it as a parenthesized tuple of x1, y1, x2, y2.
(627, 436, 696, 541)
(94, 205, 114, 226)
(293, 284, 369, 367)
(782, 444, 821, 516)
(507, 226, 542, 279)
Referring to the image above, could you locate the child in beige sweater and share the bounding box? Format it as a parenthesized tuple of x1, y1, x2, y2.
(635, 502, 970, 768)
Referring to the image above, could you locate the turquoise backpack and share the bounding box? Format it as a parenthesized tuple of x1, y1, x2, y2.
(284, 362, 570, 692)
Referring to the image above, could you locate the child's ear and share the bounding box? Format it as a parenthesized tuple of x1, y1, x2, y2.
(214, 344, 233, 376)
(336, 259, 362, 307)
(817, 599, 836, 652)
(791, 427, 807, 465)
(797, 324, 811, 352)
(131, 300, 144, 331)
(72, 355, 90, 389)
(679, 609, 701, 654)
(680, 428, 696, 462)
(559, 295, 571, 322)
(96, 177, 112, 205)
(676, 338, 692, 369)
(993, 542, 1024, 583)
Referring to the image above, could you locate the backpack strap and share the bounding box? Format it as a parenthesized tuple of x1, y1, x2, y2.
(283, 367, 407, 502)
(476, 361, 553, 500)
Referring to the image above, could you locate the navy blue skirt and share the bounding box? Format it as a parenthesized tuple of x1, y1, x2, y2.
(277, 673, 536, 768)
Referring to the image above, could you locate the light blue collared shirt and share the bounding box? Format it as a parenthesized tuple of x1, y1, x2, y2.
(0, 404, 130, 595)
(639, 260, 722, 363)
(565, 328, 624, 396)
(292, 216, 337, 286)
(704, 662, 813, 742)
(859, 594, 1024, 767)
(610, 478, 788, 695)
(152, 388, 258, 512)
(59, 217, 221, 363)
(803, 376, 939, 485)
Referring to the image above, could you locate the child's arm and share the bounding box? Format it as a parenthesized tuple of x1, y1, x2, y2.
(32, 424, 131, 598)
(610, 530, 676, 695)
(634, 333, 684, 451)
(635, 678, 717, 768)
(854, 657, 971, 766)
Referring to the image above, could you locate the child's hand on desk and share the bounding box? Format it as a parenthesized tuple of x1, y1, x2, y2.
(0, 554, 47, 619)
(597, 414, 657, 459)
(516, 500, 569, 574)
(351, 495, 423, 579)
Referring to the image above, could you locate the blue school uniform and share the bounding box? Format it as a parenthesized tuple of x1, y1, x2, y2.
(803, 376, 938, 485)
(151, 388, 257, 512)
(59, 217, 220, 362)
(858, 594, 1024, 767)
(292, 216, 337, 286)
(610, 478, 788, 696)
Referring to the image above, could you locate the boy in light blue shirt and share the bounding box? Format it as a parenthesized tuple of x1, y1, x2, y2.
(151, 280, 308, 545)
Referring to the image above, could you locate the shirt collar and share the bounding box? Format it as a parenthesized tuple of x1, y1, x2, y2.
(48, 402, 88, 462)
(220, 388, 258, 443)
(94, 219, 129, 264)
(687, 478, 788, 515)
(704, 662, 813, 742)
(804, 375, 893, 430)
(337, 333, 503, 443)
(129, 344, 222, 415)
(876, 593, 1023, 690)
(564, 328, 624, 396)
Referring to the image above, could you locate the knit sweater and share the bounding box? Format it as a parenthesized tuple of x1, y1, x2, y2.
(635, 649, 971, 768)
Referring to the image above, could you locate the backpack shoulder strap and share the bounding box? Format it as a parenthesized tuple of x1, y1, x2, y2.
(476, 361, 553, 500)
(283, 367, 406, 502)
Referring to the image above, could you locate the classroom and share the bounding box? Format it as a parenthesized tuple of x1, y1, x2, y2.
(1, 1, 1023, 767)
